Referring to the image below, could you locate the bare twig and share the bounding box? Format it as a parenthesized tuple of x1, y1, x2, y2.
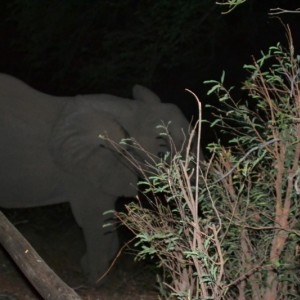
(213, 138, 280, 183)
(269, 8, 300, 15)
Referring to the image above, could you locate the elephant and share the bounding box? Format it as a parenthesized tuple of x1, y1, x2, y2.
(0, 73, 191, 284)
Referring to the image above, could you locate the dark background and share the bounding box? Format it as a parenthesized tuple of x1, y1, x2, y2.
(0, 1, 300, 291)
(0, 0, 299, 145)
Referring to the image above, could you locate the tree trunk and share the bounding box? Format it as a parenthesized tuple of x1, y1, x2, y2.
(0, 210, 82, 300)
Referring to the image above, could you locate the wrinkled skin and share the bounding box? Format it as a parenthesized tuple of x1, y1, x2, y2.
(0, 73, 191, 283)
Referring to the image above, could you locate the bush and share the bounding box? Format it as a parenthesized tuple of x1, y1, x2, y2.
(204, 27, 300, 299)
(114, 28, 300, 299)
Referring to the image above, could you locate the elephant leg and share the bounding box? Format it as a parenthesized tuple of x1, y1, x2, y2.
(69, 193, 119, 284)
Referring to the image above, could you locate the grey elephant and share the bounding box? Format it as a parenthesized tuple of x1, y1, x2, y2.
(0, 73, 191, 283)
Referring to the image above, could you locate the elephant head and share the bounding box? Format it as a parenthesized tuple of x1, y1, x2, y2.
(0, 73, 193, 284)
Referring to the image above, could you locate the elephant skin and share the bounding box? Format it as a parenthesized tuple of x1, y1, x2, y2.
(0, 73, 190, 283)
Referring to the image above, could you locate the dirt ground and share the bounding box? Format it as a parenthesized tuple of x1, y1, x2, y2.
(0, 204, 159, 299)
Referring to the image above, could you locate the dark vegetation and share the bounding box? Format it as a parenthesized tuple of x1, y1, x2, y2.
(0, 1, 299, 140)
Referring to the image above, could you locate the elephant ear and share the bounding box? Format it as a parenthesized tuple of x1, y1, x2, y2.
(50, 102, 137, 194)
(132, 84, 161, 104)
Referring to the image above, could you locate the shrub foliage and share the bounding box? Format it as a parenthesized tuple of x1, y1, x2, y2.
(115, 28, 300, 299)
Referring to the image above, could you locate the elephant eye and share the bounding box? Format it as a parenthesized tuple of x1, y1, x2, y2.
(156, 135, 168, 147)
(157, 151, 165, 158)
(155, 136, 170, 159)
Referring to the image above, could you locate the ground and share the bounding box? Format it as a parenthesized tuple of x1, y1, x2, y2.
(0, 204, 159, 299)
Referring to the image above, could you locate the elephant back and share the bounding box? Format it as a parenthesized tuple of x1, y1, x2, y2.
(0, 73, 53, 102)
(0, 73, 66, 127)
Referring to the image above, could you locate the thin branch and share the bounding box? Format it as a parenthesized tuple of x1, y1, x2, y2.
(213, 138, 279, 183)
(269, 8, 300, 15)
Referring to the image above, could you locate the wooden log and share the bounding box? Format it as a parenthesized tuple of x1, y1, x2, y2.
(0, 210, 82, 300)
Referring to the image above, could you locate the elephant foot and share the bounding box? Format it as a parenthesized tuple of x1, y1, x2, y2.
(80, 254, 110, 285)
